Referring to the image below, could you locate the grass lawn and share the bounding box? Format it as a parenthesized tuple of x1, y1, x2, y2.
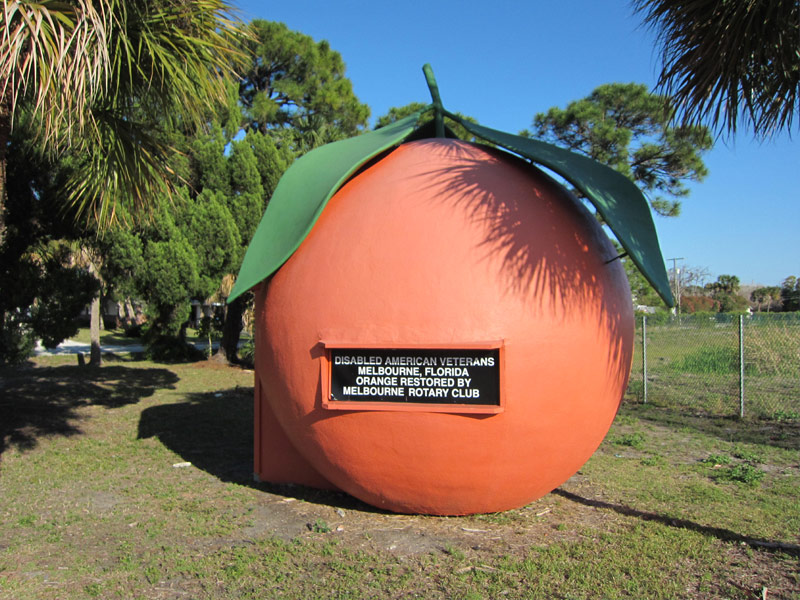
(0, 355, 798, 599)
(628, 319, 800, 420)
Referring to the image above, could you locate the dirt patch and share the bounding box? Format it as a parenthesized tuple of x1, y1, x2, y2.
(223, 473, 627, 559)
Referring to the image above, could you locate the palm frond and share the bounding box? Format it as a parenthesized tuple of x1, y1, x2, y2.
(2, 0, 248, 231)
(63, 110, 175, 228)
(634, 0, 800, 137)
(1, 0, 110, 141)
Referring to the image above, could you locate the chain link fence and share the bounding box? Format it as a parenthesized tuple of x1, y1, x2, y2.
(626, 313, 800, 419)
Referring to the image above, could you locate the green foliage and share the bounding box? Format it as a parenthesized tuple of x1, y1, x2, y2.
(99, 227, 145, 301)
(706, 274, 740, 295)
(527, 83, 712, 217)
(699, 274, 749, 313)
(640, 455, 666, 467)
(731, 445, 764, 463)
(680, 295, 720, 314)
(771, 410, 800, 422)
(1, 0, 247, 232)
(228, 138, 264, 198)
(139, 238, 197, 331)
(1, 15, 367, 363)
(375, 102, 484, 143)
(0, 312, 36, 365)
(238, 337, 255, 367)
(190, 124, 232, 196)
(135, 203, 200, 342)
(0, 136, 101, 363)
(716, 294, 749, 314)
(750, 286, 781, 312)
(713, 464, 765, 486)
(701, 454, 732, 466)
(227, 138, 266, 244)
(0, 256, 99, 363)
(780, 276, 799, 311)
(239, 20, 370, 148)
(182, 191, 241, 300)
(375, 103, 430, 129)
(247, 130, 295, 197)
(624, 257, 662, 306)
(144, 335, 205, 363)
(611, 432, 646, 449)
(30, 263, 100, 349)
(197, 315, 224, 359)
(310, 519, 331, 534)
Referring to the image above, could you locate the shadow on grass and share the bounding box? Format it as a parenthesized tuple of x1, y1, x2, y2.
(0, 361, 179, 455)
(136, 389, 382, 513)
(620, 401, 800, 452)
(554, 489, 800, 557)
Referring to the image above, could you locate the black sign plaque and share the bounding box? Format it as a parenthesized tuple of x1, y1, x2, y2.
(329, 348, 500, 406)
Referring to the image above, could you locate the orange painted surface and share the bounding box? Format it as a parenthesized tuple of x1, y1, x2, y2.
(253, 283, 339, 491)
(254, 139, 634, 515)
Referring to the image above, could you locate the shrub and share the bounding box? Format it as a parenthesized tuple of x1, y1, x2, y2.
(611, 432, 646, 449)
(701, 454, 732, 466)
(681, 295, 720, 314)
(713, 464, 765, 486)
(239, 337, 255, 368)
(144, 336, 204, 363)
(0, 312, 36, 365)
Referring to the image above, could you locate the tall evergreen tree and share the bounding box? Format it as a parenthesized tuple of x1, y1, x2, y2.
(526, 83, 712, 217)
(375, 102, 484, 142)
(525, 83, 712, 307)
(0, 131, 98, 363)
(206, 21, 369, 363)
(238, 20, 370, 150)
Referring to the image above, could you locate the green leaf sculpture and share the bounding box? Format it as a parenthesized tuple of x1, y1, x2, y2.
(229, 65, 675, 306)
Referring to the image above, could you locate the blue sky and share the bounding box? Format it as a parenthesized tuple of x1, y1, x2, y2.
(235, 0, 798, 287)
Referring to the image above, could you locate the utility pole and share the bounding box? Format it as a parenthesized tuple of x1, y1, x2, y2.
(669, 257, 684, 317)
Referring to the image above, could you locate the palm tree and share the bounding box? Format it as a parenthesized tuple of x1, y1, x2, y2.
(0, 0, 246, 243)
(633, 0, 800, 137)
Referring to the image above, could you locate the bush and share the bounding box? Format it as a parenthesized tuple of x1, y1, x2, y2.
(637, 309, 673, 325)
(713, 464, 765, 486)
(239, 337, 255, 368)
(717, 293, 750, 313)
(124, 323, 144, 338)
(0, 312, 36, 365)
(29, 264, 99, 349)
(610, 432, 646, 449)
(144, 336, 204, 363)
(681, 295, 720, 314)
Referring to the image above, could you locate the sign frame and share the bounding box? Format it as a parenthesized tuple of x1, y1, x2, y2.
(319, 341, 505, 414)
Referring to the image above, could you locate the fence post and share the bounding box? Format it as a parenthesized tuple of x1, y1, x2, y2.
(642, 315, 647, 404)
(739, 314, 745, 418)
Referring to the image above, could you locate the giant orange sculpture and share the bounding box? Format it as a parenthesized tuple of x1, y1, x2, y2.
(229, 66, 674, 515)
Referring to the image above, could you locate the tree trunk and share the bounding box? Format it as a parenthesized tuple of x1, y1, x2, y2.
(123, 297, 136, 327)
(0, 99, 12, 249)
(82, 247, 104, 366)
(89, 294, 102, 366)
(213, 293, 248, 364)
